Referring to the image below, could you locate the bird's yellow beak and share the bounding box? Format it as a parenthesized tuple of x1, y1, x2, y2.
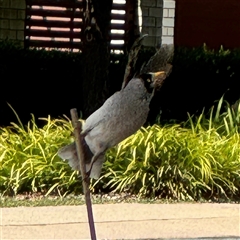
(153, 71, 166, 83)
(151, 71, 167, 90)
(153, 71, 166, 80)
(153, 64, 172, 81)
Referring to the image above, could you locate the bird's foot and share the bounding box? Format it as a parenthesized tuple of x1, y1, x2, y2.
(82, 170, 91, 182)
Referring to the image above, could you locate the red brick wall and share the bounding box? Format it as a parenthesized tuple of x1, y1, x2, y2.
(174, 0, 240, 49)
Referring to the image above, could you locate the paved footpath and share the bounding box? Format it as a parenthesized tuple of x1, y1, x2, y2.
(0, 203, 240, 240)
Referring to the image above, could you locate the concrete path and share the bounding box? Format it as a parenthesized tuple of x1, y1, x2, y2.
(1, 203, 240, 239)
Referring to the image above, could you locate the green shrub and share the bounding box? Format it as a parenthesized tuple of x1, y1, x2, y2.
(95, 97, 240, 200)
(1, 98, 239, 201)
(152, 44, 240, 122)
(1, 38, 240, 200)
(98, 124, 240, 200)
(0, 114, 81, 196)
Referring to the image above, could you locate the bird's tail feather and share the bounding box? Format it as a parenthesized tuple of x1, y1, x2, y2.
(58, 140, 104, 179)
(122, 34, 148, 89)
(140, 44, 174, 74)
(58, 142, 80, 170)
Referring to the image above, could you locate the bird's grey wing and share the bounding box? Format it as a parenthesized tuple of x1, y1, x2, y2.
(82, 91, 121, 135)
(82, 111, 106, 137)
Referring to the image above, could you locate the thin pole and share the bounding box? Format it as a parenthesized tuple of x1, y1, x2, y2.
(70, 108, 97, 240)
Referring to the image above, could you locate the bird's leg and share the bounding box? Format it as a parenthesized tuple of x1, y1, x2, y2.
(84, 151, 104, 180)
(81, 127, 92, 138)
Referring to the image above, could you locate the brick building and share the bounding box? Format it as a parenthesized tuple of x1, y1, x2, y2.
(140, 0, 175, 46)
(0, 0, 25, 46)
(0, 0, 175, 49)
(1, 0, 240, 50)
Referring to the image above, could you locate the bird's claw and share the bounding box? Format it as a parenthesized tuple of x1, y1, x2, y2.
(83, 170, 90, 182)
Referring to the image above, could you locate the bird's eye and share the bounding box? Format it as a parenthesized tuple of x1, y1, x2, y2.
(147, 78, 151, 82)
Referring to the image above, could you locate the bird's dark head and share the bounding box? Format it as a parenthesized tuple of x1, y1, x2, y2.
(138, 71, 167, 93)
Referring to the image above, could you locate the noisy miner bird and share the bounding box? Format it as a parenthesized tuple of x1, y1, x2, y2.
(58, 36, 174, 179)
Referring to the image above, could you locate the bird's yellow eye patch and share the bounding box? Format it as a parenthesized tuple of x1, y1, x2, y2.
(147, 78, 151, 82)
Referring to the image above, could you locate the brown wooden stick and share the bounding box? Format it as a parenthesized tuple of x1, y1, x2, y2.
(70, 108, 97, 240)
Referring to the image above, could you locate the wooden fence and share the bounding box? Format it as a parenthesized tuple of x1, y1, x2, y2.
(25, 0, 136, 52)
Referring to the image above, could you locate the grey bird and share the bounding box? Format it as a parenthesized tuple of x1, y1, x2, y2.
(58, 36, 173, 179)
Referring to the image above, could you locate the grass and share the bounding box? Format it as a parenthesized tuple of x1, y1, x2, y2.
(0, 97, 240, 203)
(0, 193, 86, 207)
(2, 192, 236, 208)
